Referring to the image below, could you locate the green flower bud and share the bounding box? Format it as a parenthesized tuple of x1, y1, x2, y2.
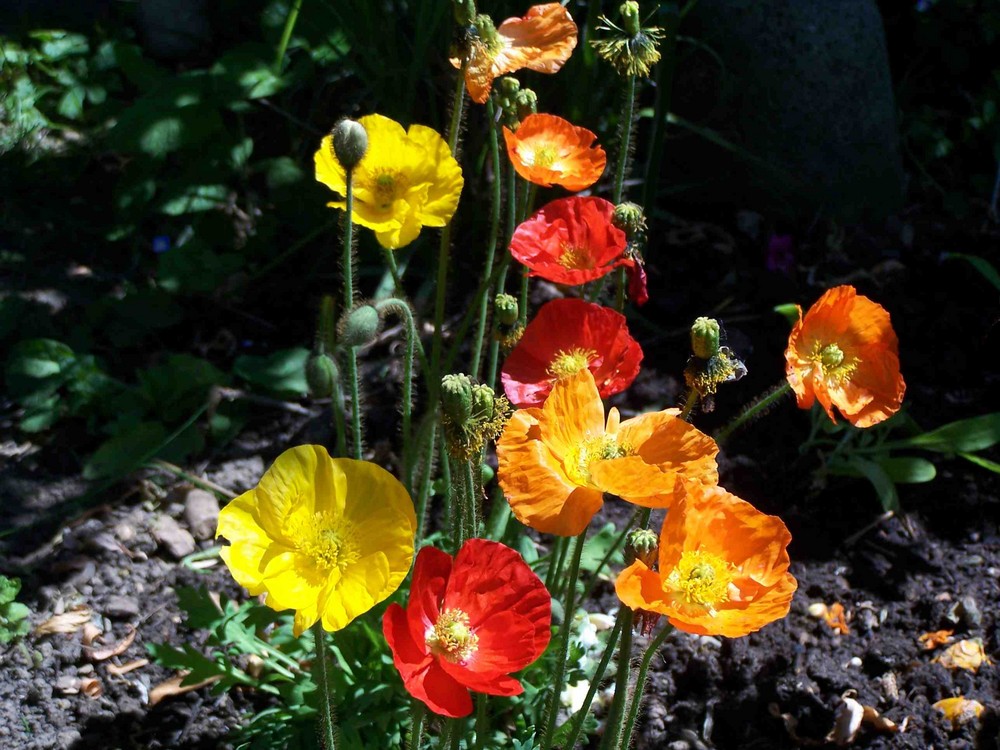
(340, 304, 381, 348)
(471, 383, 495, 419)
(331, 119, 368, 170)
(497, 76, 521, 100)
(612, 202, 646, 237)
(620, 1, 641, 36)
(625, 528, 659, 568)
(494, 293, 519, 327)
(453, 0, 476, 27)
(515, 89, 537, 120)
(306, 352, 339, 399)
(441, 373, 473, 426)
(690, 317, 721, 360)
(474, 14, 501, 50)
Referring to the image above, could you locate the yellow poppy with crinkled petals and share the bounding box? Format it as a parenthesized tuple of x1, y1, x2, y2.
(216, 444, 416, 636)
(314, 114, 464, 249)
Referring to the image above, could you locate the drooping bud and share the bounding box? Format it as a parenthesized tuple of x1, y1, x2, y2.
(612, 202, 647, 238)
(306, 352, 339, 399)
(514, 88, 537, 121)
(441, 373, 474, 426)
(473, 14, 501, 51)
(453, 0, 476, 26)
(340, 304, 381, 348)
(331, 119, 368, 170)
(690, 317, 721, 360)
(471, 383, 495, 420)
(496, 76, 521, 103)
(494, 293, 519, 327)
(620, 1, 641, 36)
(625, 528, 659, 568)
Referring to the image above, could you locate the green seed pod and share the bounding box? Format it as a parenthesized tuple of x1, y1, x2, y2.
(515, 88, 537, 121)
(494, 293, 519, 327)
(306, 352, 339, 399)
(612, 201, 646, 237)
(620, 0, 641, 36)
(331, 119, 368, 170)
(471, 383, 495, 419)
(690, 317, 721, 360)
(340, 305, 381, 348)
(441, 373, 474, 426)
(625, 528, 659, 568)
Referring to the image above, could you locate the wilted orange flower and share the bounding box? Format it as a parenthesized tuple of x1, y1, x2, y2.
(451, 4, 578, 104)
(503, 114, 606, 191)
(785, 285, 905, 428)
(496, 369, 718, 536)
(616, 485, 796, 637)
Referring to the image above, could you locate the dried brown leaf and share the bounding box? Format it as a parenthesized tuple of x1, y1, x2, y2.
(80, 677, 103, 699)
(105, 658, 149, 677)
(148, 672, 221, 707)
(35, 605, 93, 636)
(85, 626, 136, 661)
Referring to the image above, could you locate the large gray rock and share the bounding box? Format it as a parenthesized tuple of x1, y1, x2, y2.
(673, 0, 904, 223)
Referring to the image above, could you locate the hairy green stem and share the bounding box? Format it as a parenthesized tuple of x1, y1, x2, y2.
(715, 381, 793, 445)
(374, 298, 418, 479)
(560, 611, 626, 750)
(475, 693, 489, 750)
(408, 700, 426, 750)
(311, 622, 339, 750)
(679, 387, 699, 422)
(620, 625, 672, 749)
(600, 608, 634, 750)
(613, 75, 637, 204)
(342, 169, 363, 459)
(539, 531, 587, 750)
(414, 419, 438, 545)
(580, 507, 641, 604)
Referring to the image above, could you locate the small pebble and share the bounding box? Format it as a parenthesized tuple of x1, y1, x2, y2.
(104, 595, 140, 619)
(183, 489, 221, 540)
(153, 515, 196, 559)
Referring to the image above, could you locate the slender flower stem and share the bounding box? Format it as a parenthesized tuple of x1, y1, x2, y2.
(486, 163, 519, 389)
(475, 693, 489, 750)
(715, 381, 793, 445)
(581, 507, 641, 604)
(273, 0, 303, 72)
(539, 530, 587, 750)
(341, 167, 363, 459)
(544, 536, 569, 593)
(449, 718, 464, 750)
(431, 68, 467, 382)
(600, 608, 634, 750)
(463, 458, 478, 541)
(374, 298, 418, 480)
(311, 622, 339, 750)
(471, 99, 504, 379)
(560, 612, 626, 750)
(613, 75, 637, 204)
(414, 419, 438, 545)
(620, 625, 672, 749)
(679, 387, 699, 422)
(408, 701, 427, 750)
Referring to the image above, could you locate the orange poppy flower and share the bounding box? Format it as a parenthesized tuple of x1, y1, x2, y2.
(503, 114, 606, 191)
(784, 285, 905, 428)
(496, 370, 718, 536)
(452, 4, 578, 104)
(615, 485, 797, 637)
(508, 196, 631, 285)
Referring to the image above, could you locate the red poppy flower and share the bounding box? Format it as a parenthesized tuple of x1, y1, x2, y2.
(382, 539, 551, 718)
(509, 196, 632, 285)
(501, 298, 643, 408)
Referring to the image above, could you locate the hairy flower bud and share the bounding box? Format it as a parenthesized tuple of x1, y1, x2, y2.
(441, 374, 474, 426)
(690, 317, 721, 360)
(514, 89, 537, 121)
(306, 352, 339, 399)
(471, 383, 496, 419)
(625, 528, 659, 568)
(340, 305, 381, 348)
(331, 119, 368, 170)
(494, 293, 519, 327)
(620, 1, 641, 36)
(612, 201, 646, 237)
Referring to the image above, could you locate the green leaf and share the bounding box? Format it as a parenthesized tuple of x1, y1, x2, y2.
(19, 395, 62, 433)
(57, 87, 85, 120)
(176, 587, 226, 630)
(83, 421, 169, 480)
(32, 31, 89, 60)
(877, 456, 936, 484)
(845, 456, 900, 512)
(109, 102, 224, 158)
(233, 348, 310, 397)
(579, 523, 623, 575)
(897, 413, 1000, 453)
(137, 354, 226, 424)
(213, 45, 286, 101)
(774, 303, 800, 326)
(5, 338, 76, 399)
(0, 576, 21, 605)
(157, 239, 244, 294)
(959, 451, 1000, 474)
(158, 184, 229, 215)
(942, 252, 1000, 293)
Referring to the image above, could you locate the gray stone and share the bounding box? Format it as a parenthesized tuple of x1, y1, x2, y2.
(152, 515, 196, 559)
(104, 595, 140, 619)
(183, 489, 221, 541)
(675, 0, 903, 223)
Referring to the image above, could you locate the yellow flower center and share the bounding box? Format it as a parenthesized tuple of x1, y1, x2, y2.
(558, 243, 595, 270)
(369, 169, 407, 211)
(293, 512, 361, 572)
(426, 608, 479, 663)
(668, 549, 735, 609)
(532, 145, 558, 168)
(547, 348, 597, 379)
(564, 434, 634, 487)
(812, 342, 858, 382)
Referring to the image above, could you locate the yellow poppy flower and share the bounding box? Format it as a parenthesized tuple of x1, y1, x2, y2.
(216, 445, 417, 636)
(314, 114, 464, 250)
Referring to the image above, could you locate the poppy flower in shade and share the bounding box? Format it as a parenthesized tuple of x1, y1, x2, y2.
(382, 539, 551, 718)
(784, 285, 905, 428)
(496, 370, 718, 536)
(509, 196, 631, 285)
(503, 114, 606, 191)
(451, 4, 578, 104)
(216, 445, 416, 637)
(314, 114, 463, 250)
(501, 298, 643, 408)
(615, 485, 797, 637)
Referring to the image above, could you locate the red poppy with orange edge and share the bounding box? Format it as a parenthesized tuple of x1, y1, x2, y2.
(382, 539, 551, 718)
(503, 113, 606, 191)
(451, 4, 578, 104)
(509, 196, 632, 285)
(784, 285, 905, 428)
(615, 484, 797, 638)
(502, 298, 643, 408)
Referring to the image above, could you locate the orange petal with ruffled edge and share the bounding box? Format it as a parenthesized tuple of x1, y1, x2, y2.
(503, 114, 606, 191)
